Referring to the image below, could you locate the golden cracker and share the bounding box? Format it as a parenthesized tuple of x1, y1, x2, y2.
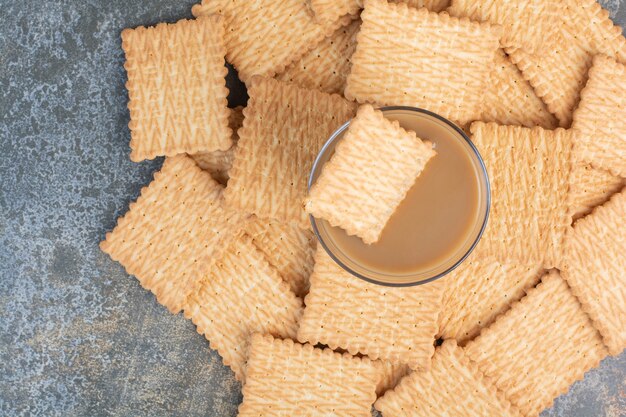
(562, 190, 626, 355)
(244, 217, 317, 297)
(99, 155, 245, 314)
(305, 104, 436, 244)
(239, 334, 378, 417)
(224, 77, 357, 228)
(569, 162, 624, 220)
(375, 340, 522, 417)
(465, 272, 609, 416)
(571, 55, 626, 177)
(345, 0, 502, 125)
(192, 0, 351, 82)
(276, 19, 361, 95)
(481, 50, 558, 129)
(438, 248, 543, 345)
(470, 123, 573, 268)
(309, 0, 451, 26)
(297, 248, 444, 370)
(183, 235, 302, 381)
(373, 360, 411, 397)
(451, 0, 626, 126)
(190, 106, 244, 185)
(122, 16, 231, 161)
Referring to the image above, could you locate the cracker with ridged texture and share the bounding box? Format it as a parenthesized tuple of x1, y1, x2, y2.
(373, 360, 411, 397)
(569, 163, 624, 220)
(190, 106, 244, 185)
(571, 55, 626, 177)
(450, 0, 626, 126)
(375, 340, 522, 417)
(297, 248, 444, 370)
(309, 0, 450, 26)
(481, 50, 558, 129)
(465, 272, 609, 417)
(224, 77, 357, 228)
(470, 123, 572, 267)
(562, 190, 626, 356)
(244, 217, 317, 297)
(438, 248, 543, 345)
(99, 155, 245, 314)
(239, 334, 378, 417)
(345, 0, 501, 125)
(122, 16, 231, 161)
(305, 105, 435, 244)
(191, 0, 351, 82)
(182, 235, 302, 381)
(276, 19, 361, 95)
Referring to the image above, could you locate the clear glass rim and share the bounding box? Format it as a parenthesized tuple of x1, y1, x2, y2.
(308, 105, 491, 287)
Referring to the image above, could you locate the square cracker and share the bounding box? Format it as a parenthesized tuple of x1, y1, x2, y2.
(99, 155, 245, 314)
(464, 272, 608, 417)
(562, 190, 626, 355)
(190, 106, 244, 185)
(438, 247, 543, 345)
(297, 248, 445, 370)
(571, 55, 626, 177)
(191, 0, 351, 82)
(569, 162, 624, 221)
(276, 19, 361, 95)
(183, 235, 302, 381)
(122, 16, 231, 161)
(244, 217, 317, 298)
(305, 104, 436, 244)
(470, 122, 573, 268)
(345, 0, 502, 126)
(450, 0, 626, 127)
(481, 50, 557, 129)
(376, 340, 522, 417)
(309, 0, 451, 26)
(239, 334, 378, 417)
(224, 77, 357, 228)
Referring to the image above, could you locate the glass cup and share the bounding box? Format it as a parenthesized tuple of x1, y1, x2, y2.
(308, 106, 490, 286)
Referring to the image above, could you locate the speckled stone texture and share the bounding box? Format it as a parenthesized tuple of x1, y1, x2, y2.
(0, 1, 624, 416)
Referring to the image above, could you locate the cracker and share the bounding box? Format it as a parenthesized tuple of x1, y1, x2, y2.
(375, 340, 522, 417)
(99, 155, 245, 314)
(239, 334, 378, 417)
(122, 16, 231, 161)
(309, 0, 451, 26)
(224, 77, 357, 228)
(276, 19, 361, 95)
(190, 106, 244, 185)
(183, 235, 302, 381)
(297, 248, 444, 370)
(481, 50, 558, 129)
(244, 217, 317, 297)
(191, 0, 351, 82)
(571, 54, 626, 177)
(373, 360, 411, 397)
(464, 272, 609, 416)
(562, 190, 626, 356)
(345, 0, 502, 126)
(450, 0, 626, 126)
(438, 248, 543, 345)
(470, 122, 573, 268)
(305, 105, 436, 244)
(569, 162, 624, 221)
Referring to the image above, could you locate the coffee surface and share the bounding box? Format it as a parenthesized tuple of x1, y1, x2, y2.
(316, 110, 483, 277)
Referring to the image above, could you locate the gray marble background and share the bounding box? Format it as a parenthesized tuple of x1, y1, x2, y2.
(1, 1, 625, 416)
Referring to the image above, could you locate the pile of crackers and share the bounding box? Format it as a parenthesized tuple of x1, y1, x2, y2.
(101, 0, 626, 416)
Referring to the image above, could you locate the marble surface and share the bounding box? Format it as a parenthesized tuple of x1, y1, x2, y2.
(0, 1, 624, 416)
